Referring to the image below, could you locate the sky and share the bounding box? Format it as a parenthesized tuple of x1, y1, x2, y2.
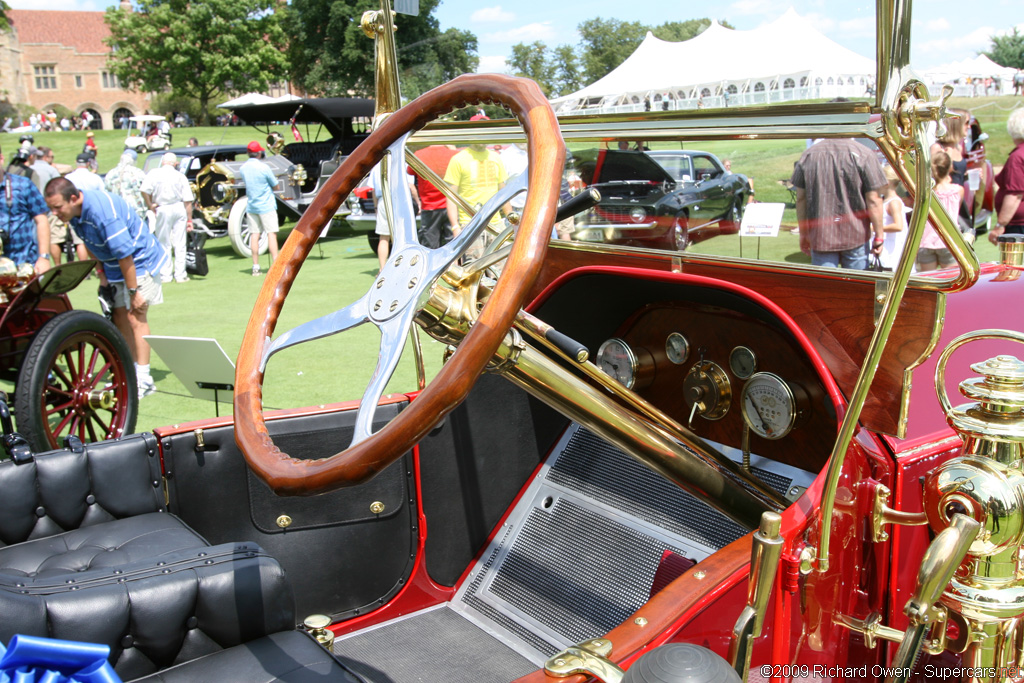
(12, 0, 1023, 76)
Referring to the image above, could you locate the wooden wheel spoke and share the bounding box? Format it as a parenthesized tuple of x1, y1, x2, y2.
(53, 409, 75, 435)
(45, 397, 76, 415)
(50, 364, 74, 389)
(83, 361, 113, 391)
(84, 345, 103, 382)
(61, 348, 79, 384)
(87, 410, 113, 439)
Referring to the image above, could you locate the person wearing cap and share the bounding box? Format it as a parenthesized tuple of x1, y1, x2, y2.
(44, 177, 168, 399)
(6, 147, 43, 193)
(0, 144, 51, 275)
(239, 140, 281, 276)
(66, 152, 105, 192)
(141, 152, 194, 283)
(83, 131, 97, 156)
(105, 149, 148, 223)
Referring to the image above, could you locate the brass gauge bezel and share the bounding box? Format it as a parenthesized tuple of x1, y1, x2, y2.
(683, 361, 732, 421)
(597, 338, 639, 389)
(741, 372, 797, 440)
(729, 345, 758, 379)
(665, 332, 690, 365)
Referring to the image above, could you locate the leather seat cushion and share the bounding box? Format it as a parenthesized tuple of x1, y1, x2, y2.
(132, 630, 362, 683)
(0, 513, 205, 579)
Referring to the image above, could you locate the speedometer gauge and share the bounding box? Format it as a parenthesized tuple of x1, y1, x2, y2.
(741, 372, 796, 440)
(596, 338, 638, 389)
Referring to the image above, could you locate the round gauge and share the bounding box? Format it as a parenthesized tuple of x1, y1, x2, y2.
(729, 346, 758, 379)
(665, 333, 690, 365)
(741, 372, 796, 440)
(596, 338, 638, 389)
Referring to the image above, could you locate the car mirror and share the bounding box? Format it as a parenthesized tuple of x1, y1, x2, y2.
(700, 173, 711, 183)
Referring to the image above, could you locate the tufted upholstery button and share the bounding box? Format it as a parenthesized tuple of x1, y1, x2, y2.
(121, 635, 134, 648)
(186, 616, 198, 629)
(157, 562, 166, 566)
(35, 506, 45, 517)
(198, 552, 207, 557)
(86, 494, 96, 505)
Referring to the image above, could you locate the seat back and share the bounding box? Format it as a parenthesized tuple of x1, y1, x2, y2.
(0, 433, 164, 547)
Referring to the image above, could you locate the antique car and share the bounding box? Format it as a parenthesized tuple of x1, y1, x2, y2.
(571, 148, 750, 250)
(141, 144, 256, 255)
(192, 97, 374, 257)
(124, 115, 172, 154)
(2, 2, 1024, 683)
(0, 260, 136, 453)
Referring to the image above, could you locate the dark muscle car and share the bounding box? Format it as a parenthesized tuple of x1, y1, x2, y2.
(571, 148, 750, 250)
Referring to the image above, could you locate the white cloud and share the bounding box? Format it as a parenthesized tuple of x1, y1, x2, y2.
(924, 18, 951, 32)
(483, 22, 557, 43)
(728, 0, 775, 16)
(471, 6, 515, 23)
(801, 13, 835, 34)
(837, 16, 875, 39)
(917, 25, 995, 55)
(477, 55, 508, 74)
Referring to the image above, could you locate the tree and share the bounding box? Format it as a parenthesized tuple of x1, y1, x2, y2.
(985, 27, 1024, 70)
(652, 18, 733, 42)
(283, 0, 478, 99)
(0, 1, 10, 32)
(577, 18, 650, 84)
(508, 42, 555, 96)
(551, 45, 582, 97)
(105, 0, 289, 125)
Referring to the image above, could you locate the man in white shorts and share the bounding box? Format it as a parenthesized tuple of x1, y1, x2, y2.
(141, 152, 194, 283)
(239, 141, 281, 276)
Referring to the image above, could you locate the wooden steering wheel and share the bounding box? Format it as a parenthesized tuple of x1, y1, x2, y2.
(234, 74, 565, 496)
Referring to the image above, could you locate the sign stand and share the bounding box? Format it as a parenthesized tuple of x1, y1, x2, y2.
(144, 336, 236, 417)
(737, 202, 786, 261)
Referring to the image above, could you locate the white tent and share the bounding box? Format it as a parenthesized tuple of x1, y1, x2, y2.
(552, 8, 876, 114)
(921, 55, 1018, 97)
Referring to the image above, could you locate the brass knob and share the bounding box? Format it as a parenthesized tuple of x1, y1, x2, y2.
(303, 614, 335, 649)
(370, 501, 385, 514)
(276, 514, 293, 528)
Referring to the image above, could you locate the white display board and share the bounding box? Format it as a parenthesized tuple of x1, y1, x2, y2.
(739, 202, 787, 238)
(144, 336, 235, 402)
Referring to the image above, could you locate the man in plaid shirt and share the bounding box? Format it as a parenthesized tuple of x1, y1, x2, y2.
(0, 145, 51, 274)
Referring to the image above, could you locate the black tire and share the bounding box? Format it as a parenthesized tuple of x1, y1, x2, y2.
(15, 311, 138, 452)
(670, 213, 689, 251)
(721, 197, 744, 232)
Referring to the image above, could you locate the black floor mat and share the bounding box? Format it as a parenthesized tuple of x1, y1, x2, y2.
(334, 607, 537, 683)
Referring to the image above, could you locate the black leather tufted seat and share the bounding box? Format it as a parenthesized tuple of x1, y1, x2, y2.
(0, 434, 297, 681)
(133, 631, 363, 683)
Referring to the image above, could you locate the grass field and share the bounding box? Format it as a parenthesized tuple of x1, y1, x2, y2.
(6, 94, 1016, 433)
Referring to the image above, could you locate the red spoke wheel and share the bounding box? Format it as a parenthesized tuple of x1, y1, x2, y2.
(15, 310, 138, 452)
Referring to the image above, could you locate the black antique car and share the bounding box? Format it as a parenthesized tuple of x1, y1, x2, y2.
(193, 97, 375, 257)
(572, 148, 750, 250)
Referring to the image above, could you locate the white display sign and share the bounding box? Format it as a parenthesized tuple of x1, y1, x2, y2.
(739, 202, 786, 237)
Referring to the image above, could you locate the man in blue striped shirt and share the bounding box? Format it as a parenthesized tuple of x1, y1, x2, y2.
(0, 146, 51, 274)
(44, 177, 168, 398)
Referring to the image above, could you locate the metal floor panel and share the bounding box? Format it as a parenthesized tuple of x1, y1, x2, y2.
(335, 424, 817, 677)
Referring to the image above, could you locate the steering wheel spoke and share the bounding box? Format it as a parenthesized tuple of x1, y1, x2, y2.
(435, 173, 529, 266)
(377, 134, 420, 250)
(261, 295, 371, 371)
(351, 308, 417, 447)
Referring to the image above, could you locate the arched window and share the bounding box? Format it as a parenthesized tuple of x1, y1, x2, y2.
(754, 82, 765, 92)
(112, 107, 134, 127)
(631, 96, 640, 103)
(800, 77, 808, 87)
(676, 90, 686, 98)
(783, 78, 795, 89)
(726, 85, 738, 94)
(859, 77, 866, 85)
(81, 108, 102, 129)
(847, 77, 855, 85)
(700, 88, 711, 97)
(815, 77, 823, 86)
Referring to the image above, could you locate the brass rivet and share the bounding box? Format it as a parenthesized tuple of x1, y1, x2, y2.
(394, 255, 403, 265)
(376, 278, 384, 289)
(410, 254, 419, 266)
(374, 300, 382, 311)
(390, 300, 398, 312)
(370, 501, 385, 514)
(876, 294, 886, 303)
(276, 514, 293, 528)
(634, 617, 648, 626)
(693, 570, 706, 580)
(408, 277, 418, 289)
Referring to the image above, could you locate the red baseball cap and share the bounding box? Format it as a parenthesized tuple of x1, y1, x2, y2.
(469, 113, 489, 121)
(247, 141, 264, 153)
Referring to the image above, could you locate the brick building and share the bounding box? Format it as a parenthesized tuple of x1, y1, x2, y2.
(0, 4, 151, 130)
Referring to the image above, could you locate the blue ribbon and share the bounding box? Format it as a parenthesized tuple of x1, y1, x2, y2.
(0, 636, 122, 683)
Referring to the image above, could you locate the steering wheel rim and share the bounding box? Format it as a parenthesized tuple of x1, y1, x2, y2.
(234, 74, 565, 496)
